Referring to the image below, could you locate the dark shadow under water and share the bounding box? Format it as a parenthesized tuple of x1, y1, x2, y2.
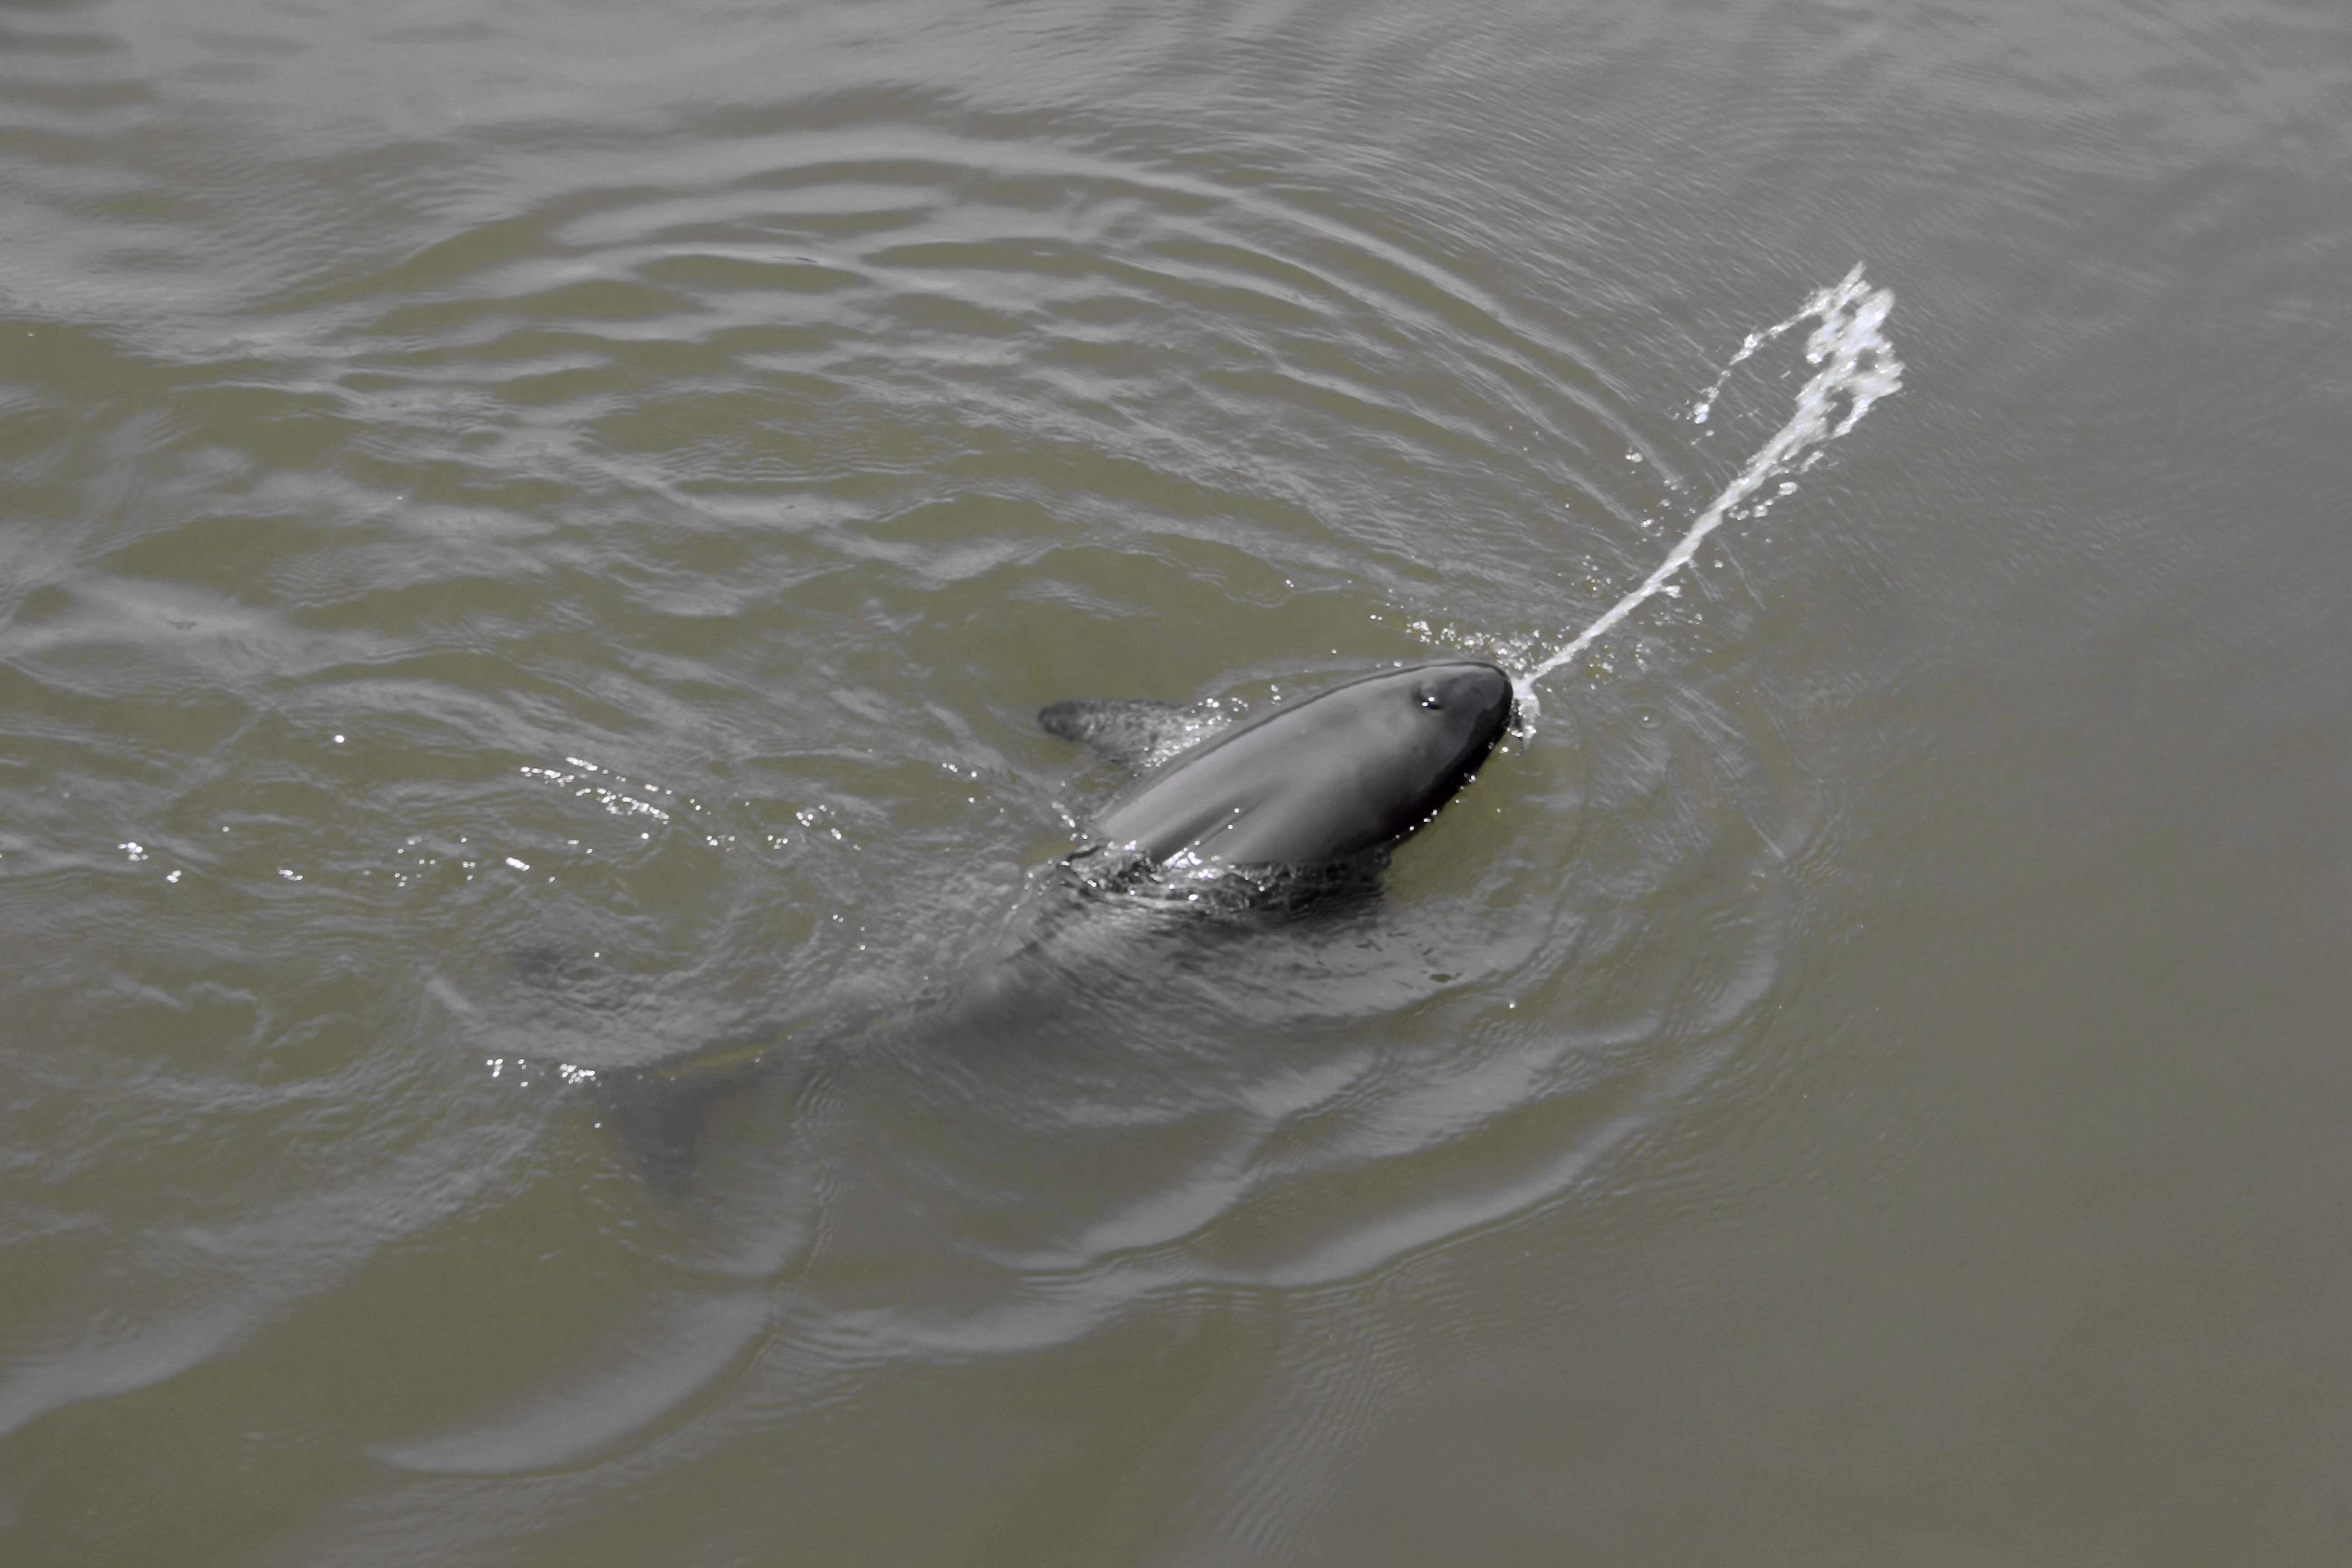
(581, 846, 1397, 1192)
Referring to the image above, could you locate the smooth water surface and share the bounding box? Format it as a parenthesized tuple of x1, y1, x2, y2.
(4, 0, 2348, 1562)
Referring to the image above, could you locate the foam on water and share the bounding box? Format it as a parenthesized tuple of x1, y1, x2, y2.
(1515, 266, 1904, 711)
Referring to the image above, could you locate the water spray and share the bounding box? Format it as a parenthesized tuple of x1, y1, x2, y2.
(1514, 265, 1905, 715)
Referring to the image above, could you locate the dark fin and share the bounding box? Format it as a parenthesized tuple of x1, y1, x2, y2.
(1039, 697, 1199, 769)
(594, 1034, 774, 1195)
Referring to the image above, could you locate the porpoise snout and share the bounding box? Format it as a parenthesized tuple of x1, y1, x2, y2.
(1413, 661, 1515, 738)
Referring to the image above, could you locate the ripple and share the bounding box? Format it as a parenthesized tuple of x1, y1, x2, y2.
(0, 0, 1975, 1553)
(374, 1289, 773, 1475)
(0, 1301, 250, 1444)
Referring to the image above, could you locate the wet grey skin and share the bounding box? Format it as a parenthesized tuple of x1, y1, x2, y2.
(605, 660, 1517, 1187)
(1045, 659, 1518, 868)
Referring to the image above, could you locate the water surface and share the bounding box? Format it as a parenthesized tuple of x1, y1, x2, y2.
(3, 0, 2349, 1562)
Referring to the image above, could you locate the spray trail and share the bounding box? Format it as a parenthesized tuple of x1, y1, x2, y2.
(1516, 266, 1904, 706)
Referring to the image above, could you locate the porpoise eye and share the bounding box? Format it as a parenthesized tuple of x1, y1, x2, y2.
(1414, 686, 1441, 710)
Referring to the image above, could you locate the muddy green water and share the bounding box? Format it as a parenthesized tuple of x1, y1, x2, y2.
(4, 0, 2349, 1562)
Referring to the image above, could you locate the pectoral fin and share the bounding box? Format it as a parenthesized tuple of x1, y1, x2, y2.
(595, 1034, 772, 1194)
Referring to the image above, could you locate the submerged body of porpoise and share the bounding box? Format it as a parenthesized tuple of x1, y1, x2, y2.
(601, 658, 1518, 1182)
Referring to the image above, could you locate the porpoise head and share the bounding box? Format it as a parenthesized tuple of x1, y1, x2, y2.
(1090, 659, 1517, 868)
(1345, 658, 1518, 838)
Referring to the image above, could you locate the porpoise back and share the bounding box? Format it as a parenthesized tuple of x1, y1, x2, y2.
(1081, 660, 1514, 867)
